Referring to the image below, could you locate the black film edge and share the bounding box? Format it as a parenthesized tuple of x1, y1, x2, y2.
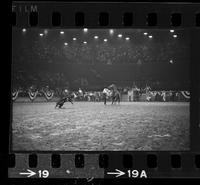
(8, 2, 200, 180)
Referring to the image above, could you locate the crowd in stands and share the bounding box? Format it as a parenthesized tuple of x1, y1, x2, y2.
(13, 29, 190, 66)
(13, 71, 68, 90)
(12, 30, 190, 93)
(63, 41, 189, 65)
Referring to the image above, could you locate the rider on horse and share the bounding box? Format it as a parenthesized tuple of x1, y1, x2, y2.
(107, 84, 121, 104)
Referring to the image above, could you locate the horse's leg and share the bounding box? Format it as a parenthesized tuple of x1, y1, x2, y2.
(118, 95, 120, 104)
(69, 98, 73, 104)
(103, 95, 106, 105)
(113, 96, 116, 104)
(115, 97, 117, 104)
(117, 94, 120, 104)
(55, 99, 61, 108)
(113, 97, 115, 104)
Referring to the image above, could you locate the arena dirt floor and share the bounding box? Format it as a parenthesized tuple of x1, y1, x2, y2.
(11, 101, 190, 151)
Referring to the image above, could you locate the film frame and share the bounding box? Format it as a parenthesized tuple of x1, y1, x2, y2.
(7, 1, 200, 181)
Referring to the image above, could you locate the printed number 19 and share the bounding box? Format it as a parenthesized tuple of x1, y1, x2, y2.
(127, 170, 139, 178)
(38, 170, 49, 178)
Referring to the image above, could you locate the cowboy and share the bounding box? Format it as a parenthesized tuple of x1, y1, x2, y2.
(103, 87, 110, 105)
(55, 90, 74, 108)
(55, 96, 68, 108)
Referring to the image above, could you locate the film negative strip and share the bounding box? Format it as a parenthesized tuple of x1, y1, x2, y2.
(8, 2, 200, 180)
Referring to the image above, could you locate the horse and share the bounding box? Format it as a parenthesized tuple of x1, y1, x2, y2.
(111, 89, 121, 104)
(107, 84, 121, 104)
(55, 92, 75, 109)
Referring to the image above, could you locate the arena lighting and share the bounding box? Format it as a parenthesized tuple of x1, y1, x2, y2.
(169, 59, 173, 64)
(173, 34, 177, 38)
(94, 36, 99, 39)
(83, 41, 87, 44)
(143, 32, 148, 35)
(170, 29, 175, 33)
(109, 29, 114, 35)
(104, 38, 108, 42)
(64, 42, 68, 46)
(22, 28, 26, 33)
(83, 28, 88, 33)
(125, 37, 130, 41)
(60, 31, 64, 34)
(73, 38, 77, 41)
(39, 33, 44, 37)
(148, 35, 153, 38)
(118, 34, 122, 38)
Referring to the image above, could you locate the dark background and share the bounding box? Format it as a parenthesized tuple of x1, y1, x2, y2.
(12, 29, 190, 91)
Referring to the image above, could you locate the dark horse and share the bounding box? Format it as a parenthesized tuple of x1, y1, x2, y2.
(108, 84, 121, 104)
(55, 93, 74, 108)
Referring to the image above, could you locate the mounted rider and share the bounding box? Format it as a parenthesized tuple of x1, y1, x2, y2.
(107, 84, 121, 104)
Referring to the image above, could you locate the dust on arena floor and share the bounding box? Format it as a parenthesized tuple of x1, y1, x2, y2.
(11, 101, 190, 151)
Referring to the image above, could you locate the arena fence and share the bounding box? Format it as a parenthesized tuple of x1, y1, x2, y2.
(12, 89, 190, 102)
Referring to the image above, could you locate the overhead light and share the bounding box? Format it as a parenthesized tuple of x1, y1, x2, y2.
(104, 39, 108, 42)
(109, 29, 114, 35)
(44, 29, 48, 35)
(125, 37, 130, 40)
(170, 30, 174, 33)
(94, 36, 99, 39)
(148, 35, 153, 38)
(173, 34, 177, 38)
(39, 33, 44, 37)
(83, 28, 88, 33)
(83, 41, 87, 44)
(64, 42, 68, 46)
(60, 31, 64, 34)
(73, 38, 77, 41)
(22, 28, 26, 33)
(144, 32, 148, 35)
(169, 59, 173, 64)
(118, 34, 122, 38)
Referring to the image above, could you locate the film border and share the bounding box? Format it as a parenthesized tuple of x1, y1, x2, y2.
(8, 2, 200, 179)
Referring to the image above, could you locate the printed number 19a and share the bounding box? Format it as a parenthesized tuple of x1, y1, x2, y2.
(127, 170, 147, 178)
(38, 170, 49, 178)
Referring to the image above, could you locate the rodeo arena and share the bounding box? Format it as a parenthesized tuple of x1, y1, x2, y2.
(11, 29, 190, 151)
